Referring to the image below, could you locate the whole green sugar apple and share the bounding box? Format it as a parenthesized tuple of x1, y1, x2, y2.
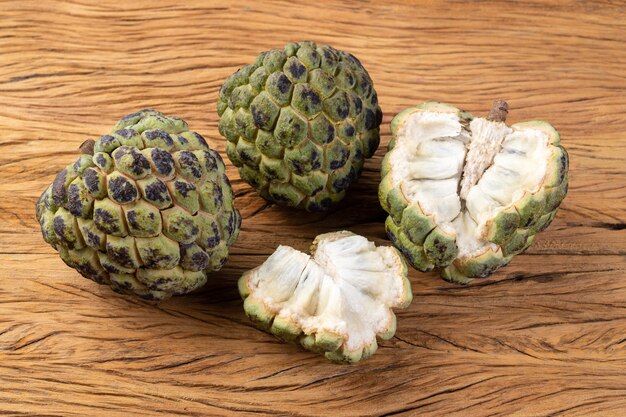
(217, 41, 382, 211)
(238, 231, 413, 363)
(379, 101, 569, 283)
(36, 110, 241, 300)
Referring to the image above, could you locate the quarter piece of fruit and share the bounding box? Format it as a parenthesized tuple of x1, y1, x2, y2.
(379, 100, 568, 283)
(36, 109, 241, 300)
(217, 41, 382, 211)
(238, 231, 412, 363)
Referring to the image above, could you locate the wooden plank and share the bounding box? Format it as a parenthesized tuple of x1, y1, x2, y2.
(1, 0, 625, 416)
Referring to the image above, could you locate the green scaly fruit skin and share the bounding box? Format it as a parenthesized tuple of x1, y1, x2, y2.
(217, 41, 382, 211)
(380, 103, 569, 284)
(237, 232, 412, 364)
(36, 110, 242, 300)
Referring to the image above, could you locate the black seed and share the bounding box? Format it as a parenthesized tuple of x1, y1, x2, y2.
(67, 184, 83, 216)
(175, 180, 196, 197)
(144, 179, 170, 203)
(109, 176, 138, 203)
(151, 148, 175, 176)
(52, 169, 68, 206)
(364, 109, 375, 130)
(144, 130, 174, 146)
(115, 128, 136, 139)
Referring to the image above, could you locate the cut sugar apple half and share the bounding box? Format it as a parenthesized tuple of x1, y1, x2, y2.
(238, 231, 412, 363)
(379, 101, 568, 283)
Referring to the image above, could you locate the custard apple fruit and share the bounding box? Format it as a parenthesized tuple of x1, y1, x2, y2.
(36, 110, 241, 300)
(379, 101, 568, 283)
(217, 41, 382, 211)
(238, 231, 412, 363)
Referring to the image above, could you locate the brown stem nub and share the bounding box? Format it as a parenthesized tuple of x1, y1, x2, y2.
(486, 100, 509, 123)
(79, 139, 95, 156)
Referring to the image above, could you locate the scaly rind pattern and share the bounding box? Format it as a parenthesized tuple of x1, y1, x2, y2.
(217, 41, 382, 211)
(36, 110, 241, 300)
(238, 231, 412, 363)
(379, 103, 569, 284)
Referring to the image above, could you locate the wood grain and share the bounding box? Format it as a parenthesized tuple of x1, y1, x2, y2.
(1, 0, 626, 416)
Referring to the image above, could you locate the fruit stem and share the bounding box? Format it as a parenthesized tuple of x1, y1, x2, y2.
(486, 100, 509, 123)
(79, 139, 95, 155)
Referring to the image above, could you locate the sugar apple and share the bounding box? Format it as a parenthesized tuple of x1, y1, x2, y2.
(217, 41, 382, 211)
(238, 231, 413, 363)
(379, 101, 568, 283)
(36, 110, 241, 300)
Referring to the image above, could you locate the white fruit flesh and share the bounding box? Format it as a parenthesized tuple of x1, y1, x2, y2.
(389, 109, 551, 258)
(243, 233, 409, 352)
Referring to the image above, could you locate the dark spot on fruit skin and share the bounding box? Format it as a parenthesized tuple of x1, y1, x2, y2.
(178, 151, 202, 178)
(94, 208, 119, 234)
(141, 248, 175, 269)
(344, 125, 355, 137)
(53, 216, 67, 241)
(333, 175, 352, 192)
(67, 184, 83, 216)
(311, 186, 324, 195)
(144, 179, 171, 204)
(115, 128, 136, 139)
(211, 150, 224, 164)
(324, 124, 335, 143)
(288, 60, 306, 79)
(336, 104, 349, 120)
(375, 108, 383, 125)
(144, 130, 174, 146)
(371, 93, 379, 106)
(364, 109, 376, 130)
(121, 111, 143, 121)
(204, 223, 221, 249)
(193, 132, 208, 148)
(151, 148, 175, 176)
(175, 180, 196, 198)
(177, 135, 188, 145)
(226, 212, 236, 234)
(348, 53, 364, 69)
(107, 243, 134, 268)
(353, 97, 363, 114)
(126, 210, 140, 230)
(212, 184, 223, 207)
(354, 148, 363, 161)
(301, 87, 321, 106)
(251, 105, 268, 128)
(270, 192, 291, 204)
(52, 169, 68, 207)
(115, 147, 150, 176)
(96, 154, 107, 168)
(330, 149, 349, 169)
(83, 168, 100, 194)
(85, 230, 101, 248)
(99, 135, 117, 148)
(109, 176, 138, 204)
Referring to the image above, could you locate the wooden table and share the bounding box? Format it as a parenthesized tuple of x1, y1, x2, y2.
(1, 1, 625, 416)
